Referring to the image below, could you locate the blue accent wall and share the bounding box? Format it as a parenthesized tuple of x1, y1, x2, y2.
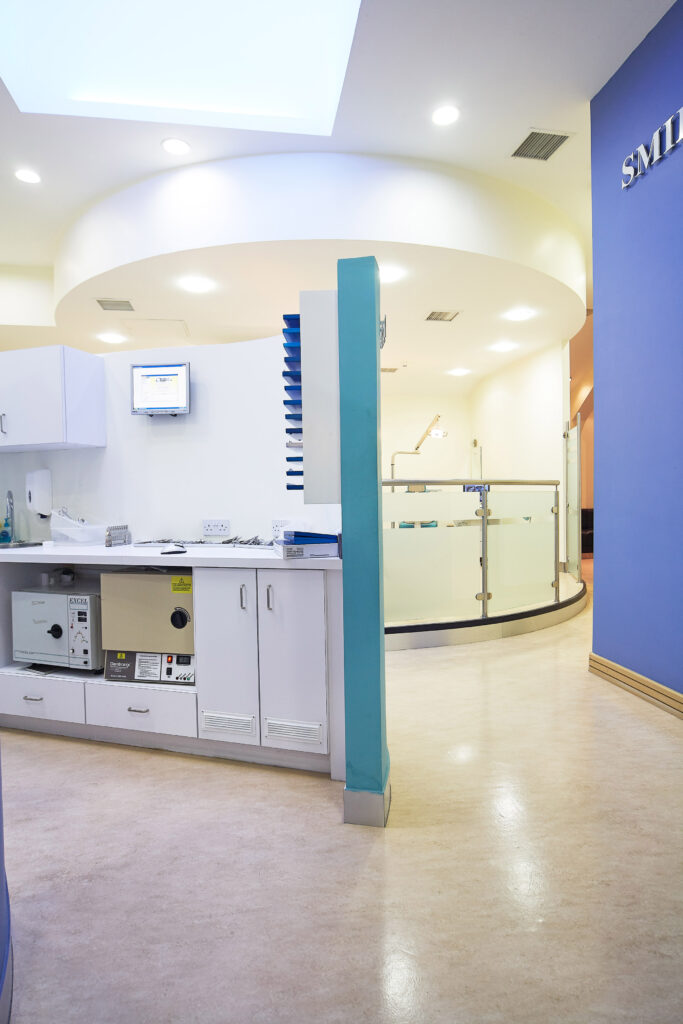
(337, 256, 390, 794)
(591, 0, 683, 693)
(0, 757, 12, 1023)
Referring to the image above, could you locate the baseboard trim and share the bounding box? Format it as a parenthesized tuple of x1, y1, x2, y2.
(589, 653, 683, 720)
(343, 779, 391, 827)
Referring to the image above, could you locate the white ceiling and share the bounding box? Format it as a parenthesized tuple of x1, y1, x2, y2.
(0, 240, 586, 395)
(0, 0, 674, 389)
(0, 0, 674, 270)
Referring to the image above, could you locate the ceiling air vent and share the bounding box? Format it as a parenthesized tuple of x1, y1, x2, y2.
(512, 131, 569, 161)
(96, 298, 135, 311)
(426, 311, 459, 322)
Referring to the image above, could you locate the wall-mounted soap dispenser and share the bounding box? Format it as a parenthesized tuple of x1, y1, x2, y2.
(26, 469, 52, 518)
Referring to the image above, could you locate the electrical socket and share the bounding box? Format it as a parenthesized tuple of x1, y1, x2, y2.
(202, 519, 231, 536)
(272, 519, 292, 540)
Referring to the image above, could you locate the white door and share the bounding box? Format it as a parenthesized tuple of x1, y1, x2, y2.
(257, 569, 328, 754)
(193, 568, 260, 744)
(0, 348, 65, 449)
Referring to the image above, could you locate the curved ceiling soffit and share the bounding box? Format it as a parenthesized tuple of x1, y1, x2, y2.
(54, 153, 587, 314)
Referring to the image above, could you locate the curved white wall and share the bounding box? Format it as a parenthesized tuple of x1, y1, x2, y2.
(55, 153, 586, 309)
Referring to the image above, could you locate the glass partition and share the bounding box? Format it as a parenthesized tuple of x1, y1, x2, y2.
(383, 489, 481, 624)
(486, 489, 556, 615)
(382, 480, 560, 628)
(566, 419, 581, 581)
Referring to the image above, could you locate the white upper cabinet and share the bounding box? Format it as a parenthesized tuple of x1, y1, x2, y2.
(0, 346, 106, 451)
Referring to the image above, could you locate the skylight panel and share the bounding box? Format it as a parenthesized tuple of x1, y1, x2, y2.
(0, 0, 362, 135)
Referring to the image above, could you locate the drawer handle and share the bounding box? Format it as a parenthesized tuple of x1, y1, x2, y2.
(0, 413, 6, 435)
(23, 695, 44, 702)
(266, 584, 274, 611)
(127, 706, 150, 714)
(240, 584, 247, 610)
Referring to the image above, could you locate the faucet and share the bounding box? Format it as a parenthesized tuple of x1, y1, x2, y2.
(5, 490, 14, 541)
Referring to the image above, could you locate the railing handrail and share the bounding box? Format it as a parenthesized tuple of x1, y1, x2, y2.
(382, 478, 560, 487)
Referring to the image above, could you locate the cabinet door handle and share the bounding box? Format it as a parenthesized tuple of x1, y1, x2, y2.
(127, 706, 150, 714)
(23, 695, 44, 702)
(266, 584, 274, 610)
(240, 584, 247, 610)
(0, 414, 6, 435)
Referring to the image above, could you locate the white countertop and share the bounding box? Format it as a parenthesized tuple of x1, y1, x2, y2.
(0, 543, 342, 571)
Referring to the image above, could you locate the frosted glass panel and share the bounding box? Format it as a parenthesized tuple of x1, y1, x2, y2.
(382, 488, 479, 526)
(487, 490, 555, 615)
(566, 425, 580, 579)
(382, 489, 481, 624)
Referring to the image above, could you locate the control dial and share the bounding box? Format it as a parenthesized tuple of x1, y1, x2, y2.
(47, 624, 63, 639)
(170, 607, 190, 630)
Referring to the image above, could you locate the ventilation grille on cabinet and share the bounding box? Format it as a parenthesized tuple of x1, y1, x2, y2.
(96, 298, 135, 311)
(426, 311, 460, 322)
(512, 131, 569, 161)
(265, 717, 323, 744)
(202, 711, 255, 734)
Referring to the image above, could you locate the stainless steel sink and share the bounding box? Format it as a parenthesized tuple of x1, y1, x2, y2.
(1, 541, 44, 548)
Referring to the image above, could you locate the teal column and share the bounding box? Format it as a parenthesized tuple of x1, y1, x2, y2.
(337, 256, 390, 826)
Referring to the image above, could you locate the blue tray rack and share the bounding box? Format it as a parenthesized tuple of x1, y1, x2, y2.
(283, 314, 301, 489)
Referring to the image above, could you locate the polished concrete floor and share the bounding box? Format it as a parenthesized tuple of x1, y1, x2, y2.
(1, 570, 682, 1023)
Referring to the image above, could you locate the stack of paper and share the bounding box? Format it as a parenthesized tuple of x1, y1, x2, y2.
(274, 532, 340, 559)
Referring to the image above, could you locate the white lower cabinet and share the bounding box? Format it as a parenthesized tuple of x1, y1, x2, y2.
(257, 569, 328, 754)
(0, 566, 329, 758)
(194, 568, 261, 744)
(193, 567, 328, 755)
(85, 681, 197, 737)
(0, 673, 85, 724)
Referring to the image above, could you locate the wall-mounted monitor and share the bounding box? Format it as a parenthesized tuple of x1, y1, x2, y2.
(131, 363, 190, 416)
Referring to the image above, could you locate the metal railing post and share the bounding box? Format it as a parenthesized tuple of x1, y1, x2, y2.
(481, 486, 489, 619)
(554, 484, 560, 603)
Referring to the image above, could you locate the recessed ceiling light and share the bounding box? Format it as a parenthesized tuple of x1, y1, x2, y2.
(15, 168, 41, 184)
(379, 264, 407, 284)
(489, 340, 519, 353)
(502, 306, 537, 321)
(97, 332, 128, 345)
(447, 367, 471, 377)
(432, 104, 460, 127)
(177, 275, 217, 294)
(162, 138, 191, 155)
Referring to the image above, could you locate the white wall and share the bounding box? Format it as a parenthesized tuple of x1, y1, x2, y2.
(469, 345, 564, 482)
(380, 392, 471, 481)
(1, 338, 340, 542)
(382, 347, 567, 558)
(0, 266, 54, 326)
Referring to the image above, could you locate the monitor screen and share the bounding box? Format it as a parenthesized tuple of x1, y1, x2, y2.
(131, 363, 190, 415)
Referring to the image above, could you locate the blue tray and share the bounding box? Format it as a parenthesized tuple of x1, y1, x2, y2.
(282, 327, 301, 341)
(283, 314, 300, 329)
